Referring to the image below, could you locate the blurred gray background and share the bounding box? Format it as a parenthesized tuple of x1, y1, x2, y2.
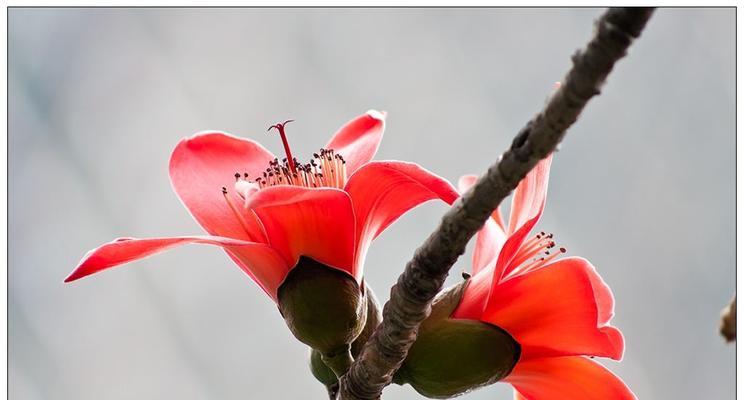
(9, 8, 734, 400)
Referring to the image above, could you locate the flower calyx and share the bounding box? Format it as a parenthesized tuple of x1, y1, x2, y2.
(278, 257, 369, 376)
(393, 280, 521, 399)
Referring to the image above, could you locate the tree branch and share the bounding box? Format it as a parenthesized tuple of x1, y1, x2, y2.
(720, 295, 736, 342)
(338, 8, 655, 400)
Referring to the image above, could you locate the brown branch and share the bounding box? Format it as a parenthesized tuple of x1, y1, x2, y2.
(338, 8, 655, 400)
(720, 295, 736, 342)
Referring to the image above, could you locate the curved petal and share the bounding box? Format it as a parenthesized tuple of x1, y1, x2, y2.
(65, 236, 290, 299)
(506, 357, 636, 400)
(458, 174, 505, 230)
(513, 390, 527, 400)
(344, 161, 459, 271)
(246, 186, 357, 280)
(459, 175, 506, 276)
(482, 257, 624, 361)
(494, 155, 553, 280)
(325, 110, 386, 174)
(472, 218, 507, 276)
(507, 155, 553, 236)
(169, 131, 275, 242)
(451, 263, 495, 321)
(493, 214, 541, 281)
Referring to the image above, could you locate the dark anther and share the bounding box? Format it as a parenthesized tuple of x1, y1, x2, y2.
(461, 271, 471, 280)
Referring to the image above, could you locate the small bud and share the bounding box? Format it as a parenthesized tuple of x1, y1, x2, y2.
(278, 257, 367, 371)
(393, 282, 520, 398)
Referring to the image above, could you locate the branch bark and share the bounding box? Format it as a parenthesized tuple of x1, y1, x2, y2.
(338, 8, 655, 400)
(720, 295, 736, 342)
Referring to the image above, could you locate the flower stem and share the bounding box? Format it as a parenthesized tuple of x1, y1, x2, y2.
(321, 346, 354, 378)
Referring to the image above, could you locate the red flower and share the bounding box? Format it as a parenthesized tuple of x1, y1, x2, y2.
(66, 110, 458, 302)
(452, 155, 634, 399)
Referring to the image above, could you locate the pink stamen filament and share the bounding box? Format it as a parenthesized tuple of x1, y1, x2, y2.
(506, 232, 566, 277)
(510, 233, 554, 269)
(233, 148, 347, 192)
(514, 247, 566, 276)
(222, 187, 255, 236)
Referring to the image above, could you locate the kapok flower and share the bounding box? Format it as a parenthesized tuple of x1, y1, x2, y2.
(394, 155, 634, 399)
(67, 110, 458, 361)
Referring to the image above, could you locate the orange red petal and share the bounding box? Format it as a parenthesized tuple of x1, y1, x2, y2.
(65, 236, 289, 298)
(472, 218, 506, 276)
(169, 131, 275, 242)
(494, 155, 553, 280)
(505, 356, 636, 400)
(344, 161, 459, 270)
(246, 186, 357, 280)
(507, 155, 552, 236)
(325, 110, 386, 175)
(482, 257, 624, 361)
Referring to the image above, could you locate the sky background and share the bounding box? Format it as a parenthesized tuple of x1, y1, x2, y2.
(9, 8, 734, 400)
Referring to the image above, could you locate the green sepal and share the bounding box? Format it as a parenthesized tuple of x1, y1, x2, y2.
(278, 257, 368, 356)
(393, 280, 521, 399)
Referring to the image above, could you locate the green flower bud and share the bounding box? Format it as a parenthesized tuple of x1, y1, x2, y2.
(393, 281, 521, 399)
(279, 257, 368, 376)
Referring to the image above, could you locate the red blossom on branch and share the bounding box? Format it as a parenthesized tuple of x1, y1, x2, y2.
(66, 111, 458, 302)
(455, 156, 632, 399)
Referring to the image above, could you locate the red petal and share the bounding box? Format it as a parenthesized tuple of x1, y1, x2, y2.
(458, 175, 507, 276)
(451, 262, 495, 321)
(66, 236, 289, 299)
(494, 155, 553, 280)
(472, 218, 507, 276)
(344, 161, 459, 270)
(482, 257, 624, 361)
(506, 356, 636, 400)
(246, 186, 357, 280)
(325, 110, 386, 175)
(507, 155, 552, 236)
(169, 131, 275, 242)
(493, 215, 541, 281)
(450, 219, 508, 320)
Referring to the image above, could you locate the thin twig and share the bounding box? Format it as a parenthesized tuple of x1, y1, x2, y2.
(720, 295, 736, 342)
(338, 8, 655, 400)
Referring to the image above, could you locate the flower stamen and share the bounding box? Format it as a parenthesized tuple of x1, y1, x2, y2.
(507, 232, 566, 277)
(239, 148, 347, 191)
(222, 187, 255, 235)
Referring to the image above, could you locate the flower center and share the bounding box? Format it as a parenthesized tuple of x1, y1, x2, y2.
(247, 148, 348, 190)
(507, 231, 566, 276)
(232, 121, 348, 193)
(220, 120, 349, 222)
